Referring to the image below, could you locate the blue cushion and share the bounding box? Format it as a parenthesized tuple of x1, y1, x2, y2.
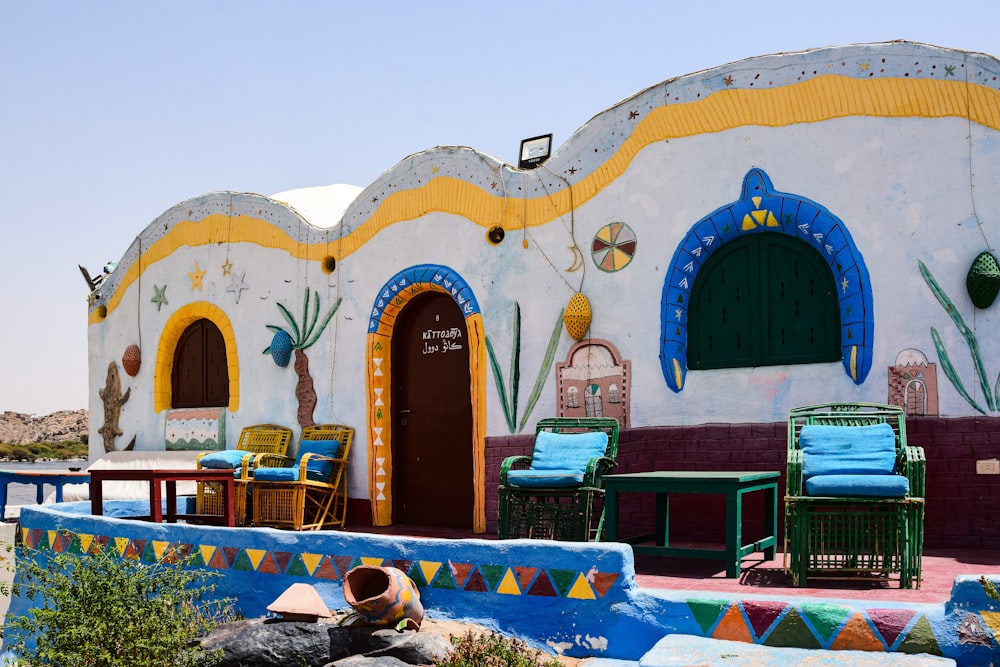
(506, 469, 585, 488)
(529, 430, 609, 472)
(254, 467, 299, 482)
(805, 474, 910, 498)
(800, 423, 897, 479)
(255, 439, 342, 483)
(199, 450, 249, 469)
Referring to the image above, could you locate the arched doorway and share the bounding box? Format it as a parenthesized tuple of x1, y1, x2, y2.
(366, 264, 487, 532)
(390, 291, 474, 528)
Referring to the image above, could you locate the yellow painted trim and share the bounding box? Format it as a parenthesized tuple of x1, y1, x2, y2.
(153, 302, 240, 413)
(366, 288, 486, 532)
(93, 75, 1000, 325)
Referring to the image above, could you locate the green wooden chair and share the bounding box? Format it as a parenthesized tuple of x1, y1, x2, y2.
(785, 403, 925, 588)
(498, 417, 620, 541)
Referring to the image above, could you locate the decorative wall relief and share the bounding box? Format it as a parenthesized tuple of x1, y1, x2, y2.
(485, 301, 565, 434)
(165, 407, 227, 451)
(888, 349, 939, 417)
(263, 287, 342, 429)
(557, 339, 631, 429)
(98, 361, 133, 452)
(592, 222, 636, 273)
(919, 260, 999, 414)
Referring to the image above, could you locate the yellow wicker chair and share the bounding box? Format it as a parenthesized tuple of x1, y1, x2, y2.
(195, 424, 293, 525)
(251, 424, 353, 531)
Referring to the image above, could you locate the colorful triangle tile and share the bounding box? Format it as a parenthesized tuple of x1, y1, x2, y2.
(566, 574, 596, 600)
(742, 600, 788, 640)
(763, 608, 822, 649)
(419, 561, 442, 587)
(588, 572, 619, 598)
(712, 605, 753, 643)
(866, 608, 916, 648)
(898, 616, 942, 656)
(801, 602, 852, 643)
(830, 612, 884, 652)
(687, 599, 729, 635)
(479, 565, 505, 592)
(299, 552, 324, 577)
(496, 569, 521, 595)
(448, 562, 472, 589)
(514, 567, 538, 592)
(464, 569, 489, 592)
(527, 572, 558, 597)
(313, 557, 339, 580)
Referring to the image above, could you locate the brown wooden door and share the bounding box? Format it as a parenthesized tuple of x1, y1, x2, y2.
(391, 292, 474, 528)
(172, 319, 229, 408)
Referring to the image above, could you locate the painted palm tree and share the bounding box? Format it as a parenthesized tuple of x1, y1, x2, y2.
(264, 287, 342, 429)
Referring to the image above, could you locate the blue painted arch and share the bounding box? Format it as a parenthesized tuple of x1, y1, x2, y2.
(659, 168, 874, 393)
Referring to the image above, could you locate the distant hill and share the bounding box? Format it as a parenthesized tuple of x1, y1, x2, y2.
(0, 410, 88, 444)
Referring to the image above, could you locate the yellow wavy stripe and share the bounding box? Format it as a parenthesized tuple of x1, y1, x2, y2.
(95, 75, 1000, 324)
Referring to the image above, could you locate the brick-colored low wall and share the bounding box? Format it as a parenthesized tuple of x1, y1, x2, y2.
(485, 416, 1000, 550)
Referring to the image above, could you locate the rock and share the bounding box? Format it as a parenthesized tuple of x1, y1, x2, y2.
(0, 410, 87, 445)
(351, 627, 453, 664)
(194, 618, 350, 667)
(325, 657, 411, 667)
(192, 617, 461, 667)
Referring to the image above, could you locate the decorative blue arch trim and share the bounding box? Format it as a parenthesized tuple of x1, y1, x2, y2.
(368, 263, 481, 332)
(659, 168, 874, 393)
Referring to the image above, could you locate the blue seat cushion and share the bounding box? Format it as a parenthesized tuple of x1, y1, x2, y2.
(800, 423, 897, 478)
(199, 450, 249, 469)
(255, 439, 342, 483)
(506, 469, 586, 488)
(506, 430, 609, 488)
(805, 474, 910, 498)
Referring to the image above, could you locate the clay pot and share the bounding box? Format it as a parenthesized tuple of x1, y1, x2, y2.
(343, 566, 423, 630)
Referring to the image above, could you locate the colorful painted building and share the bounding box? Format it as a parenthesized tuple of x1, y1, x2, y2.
(86, 41, 1000, 540)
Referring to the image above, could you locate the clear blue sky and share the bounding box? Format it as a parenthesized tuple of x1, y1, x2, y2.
(2, 0, 998, 415)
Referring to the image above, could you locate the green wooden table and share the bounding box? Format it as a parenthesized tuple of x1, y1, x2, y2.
(601, 470, 780, 577)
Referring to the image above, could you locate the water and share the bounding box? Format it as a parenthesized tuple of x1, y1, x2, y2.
(0, 461, 87, 507)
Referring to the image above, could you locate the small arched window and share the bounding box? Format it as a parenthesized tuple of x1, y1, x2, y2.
(688, 234, 841, 370)
(171, 318, 230, 408)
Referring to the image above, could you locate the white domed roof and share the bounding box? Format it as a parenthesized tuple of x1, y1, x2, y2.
(270, 183, 363, 228)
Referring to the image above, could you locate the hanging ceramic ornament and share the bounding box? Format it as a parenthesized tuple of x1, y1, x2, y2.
(122, 345, 141, 377)
(966, 251, 1000, 309)
(270, 330, 292, 367)
(563, 292, 592, 340)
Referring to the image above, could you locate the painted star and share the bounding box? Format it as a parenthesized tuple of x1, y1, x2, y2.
(432, 166, 440, 174)
(188, 261, 206, 291)
(151, 284, 168, 311)
(221, 259, 233, 276)
(860, 63, 870, 72)
(724, 75, 734, 86)
(944, 65, 955, 76)
(841, 276, 850, 293)
(568, 166, 577, 175)
(628, 110, 639, 119)
(226, 271, 249, 304)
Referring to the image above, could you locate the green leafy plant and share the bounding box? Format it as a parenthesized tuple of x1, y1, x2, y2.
(438, 630, 564, 667)
(2, 533, 235, 667)
(485, 302, 564, 433)
(263, 287, 342, 429)
(918, 260, 999, 414)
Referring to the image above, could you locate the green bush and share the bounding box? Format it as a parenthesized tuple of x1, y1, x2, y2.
(2, 532, 236, 666)
(439, 630, 564, 667)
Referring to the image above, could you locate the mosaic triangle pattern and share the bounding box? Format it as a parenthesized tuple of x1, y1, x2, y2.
(685, 598, 948, 656)
(23, 527, 620, 603)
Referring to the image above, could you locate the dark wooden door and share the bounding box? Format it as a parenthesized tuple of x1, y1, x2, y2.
(391, 292, 474, 528)
(172, 318, 229, 408)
